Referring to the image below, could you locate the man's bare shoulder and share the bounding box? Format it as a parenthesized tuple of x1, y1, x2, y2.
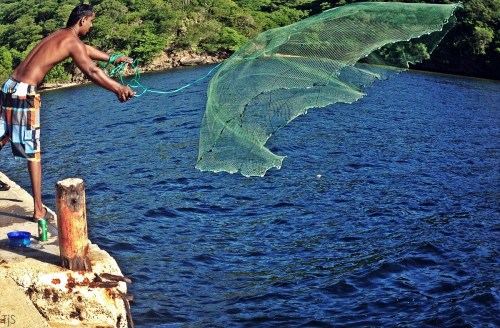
(35, 29, 87, 62)
(45, 29, 82, 48)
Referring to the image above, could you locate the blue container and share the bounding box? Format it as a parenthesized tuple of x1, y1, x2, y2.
(7, 231, 32, 247)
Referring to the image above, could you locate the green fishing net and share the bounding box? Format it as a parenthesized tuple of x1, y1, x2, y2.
(196, 2, 460, 177)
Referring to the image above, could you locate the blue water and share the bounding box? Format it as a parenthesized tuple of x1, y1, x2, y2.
(1, 67, 499, 327)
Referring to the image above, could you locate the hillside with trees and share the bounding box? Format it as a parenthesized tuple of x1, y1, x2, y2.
(0, 0, 498, 85)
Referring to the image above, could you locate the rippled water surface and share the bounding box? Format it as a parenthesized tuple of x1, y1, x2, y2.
(2, 67, 499, 327)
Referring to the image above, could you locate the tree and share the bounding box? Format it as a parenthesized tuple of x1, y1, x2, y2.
(3, 16, 43, 49)
(129, 28, 169, 61)
(0, 47, 13, 81)
(218, 27, 248, 51)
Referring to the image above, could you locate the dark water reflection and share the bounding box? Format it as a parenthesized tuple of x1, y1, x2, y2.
(1, 67, 498, 327)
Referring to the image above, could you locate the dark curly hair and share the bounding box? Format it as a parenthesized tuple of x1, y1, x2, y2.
(66, 4, 96, 28)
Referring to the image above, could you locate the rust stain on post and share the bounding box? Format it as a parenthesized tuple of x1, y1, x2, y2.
(56, 178, 92, 271)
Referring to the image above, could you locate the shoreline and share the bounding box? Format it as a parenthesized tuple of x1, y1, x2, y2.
(38, 50, 498, 93)
(39, 50, 228, 92)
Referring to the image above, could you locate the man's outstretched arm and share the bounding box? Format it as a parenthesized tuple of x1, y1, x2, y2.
(85, 45, 133, 64)
(73, 42, 135, 102)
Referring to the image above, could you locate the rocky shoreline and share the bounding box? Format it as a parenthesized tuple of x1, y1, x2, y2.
(39, 50, 229, 92)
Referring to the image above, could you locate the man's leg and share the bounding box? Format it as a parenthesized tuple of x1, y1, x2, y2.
(27, 159, 45, 219)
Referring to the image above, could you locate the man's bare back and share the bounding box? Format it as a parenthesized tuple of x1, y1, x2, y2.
(12, 29, 82, 86)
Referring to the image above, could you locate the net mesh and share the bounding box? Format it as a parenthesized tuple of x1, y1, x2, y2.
(196, 2, 460, 177)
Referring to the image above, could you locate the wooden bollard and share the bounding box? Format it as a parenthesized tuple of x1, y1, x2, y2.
(56, 178, 92, 271)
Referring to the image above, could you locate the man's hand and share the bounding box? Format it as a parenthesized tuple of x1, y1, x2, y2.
(114, 56, 134, 65)
(117, 85, 135, 102)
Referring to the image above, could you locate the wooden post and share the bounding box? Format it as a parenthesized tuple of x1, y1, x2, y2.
(56, 178, 92, 271)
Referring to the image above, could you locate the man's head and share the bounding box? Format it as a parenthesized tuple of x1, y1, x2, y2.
(66, 4, 96, 28)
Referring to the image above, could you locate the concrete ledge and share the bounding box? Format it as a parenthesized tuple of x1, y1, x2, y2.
(0, 275, 51, 327)
(0, 172, 132, 328)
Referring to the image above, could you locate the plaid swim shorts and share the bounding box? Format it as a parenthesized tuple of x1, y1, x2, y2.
(0, 77, 41, 161)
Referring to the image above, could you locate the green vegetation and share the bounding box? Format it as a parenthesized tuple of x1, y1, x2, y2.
(307, 0, 500, 79)
(0, 0, 498, 83)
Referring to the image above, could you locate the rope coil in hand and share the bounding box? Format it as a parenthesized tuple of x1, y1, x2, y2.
(101, 54, 222, 97)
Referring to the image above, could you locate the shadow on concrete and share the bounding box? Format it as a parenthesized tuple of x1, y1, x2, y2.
(0, 239, 60, 265)
(0, 210, 32, 221)
(0, 198, 23, 203)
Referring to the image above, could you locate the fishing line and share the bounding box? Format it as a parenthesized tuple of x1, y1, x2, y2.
(102, 54, 222, 97)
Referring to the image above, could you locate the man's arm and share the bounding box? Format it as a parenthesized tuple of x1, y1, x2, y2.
(85, 45, 133, 64)
(72, 41, 134, 102)
(85, 44, 109, 62)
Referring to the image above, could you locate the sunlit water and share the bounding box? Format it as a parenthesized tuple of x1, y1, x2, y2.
(1, 66, 499, 327)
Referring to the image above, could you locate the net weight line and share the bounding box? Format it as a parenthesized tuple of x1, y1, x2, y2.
(101, 54, 222, 97)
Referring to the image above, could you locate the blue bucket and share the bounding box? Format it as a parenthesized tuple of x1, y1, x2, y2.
(7, 231, 32, 247)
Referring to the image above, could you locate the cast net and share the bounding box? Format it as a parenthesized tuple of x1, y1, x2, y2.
(196, 2, 460, 177)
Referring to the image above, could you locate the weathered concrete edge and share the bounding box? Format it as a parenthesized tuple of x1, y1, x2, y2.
(0, 274, 52, 327)
(0, 171, 132, 327)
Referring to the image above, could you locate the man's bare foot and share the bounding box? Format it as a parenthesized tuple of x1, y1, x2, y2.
(33, 206, 54, 222)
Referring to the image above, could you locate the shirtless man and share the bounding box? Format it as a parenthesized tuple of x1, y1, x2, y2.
(0, 4, 135, 221)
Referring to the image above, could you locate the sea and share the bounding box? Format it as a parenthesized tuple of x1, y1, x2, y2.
(1, 66, 499, 327)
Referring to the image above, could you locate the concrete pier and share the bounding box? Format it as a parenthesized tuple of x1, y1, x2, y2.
(0, 172, 132, 328)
